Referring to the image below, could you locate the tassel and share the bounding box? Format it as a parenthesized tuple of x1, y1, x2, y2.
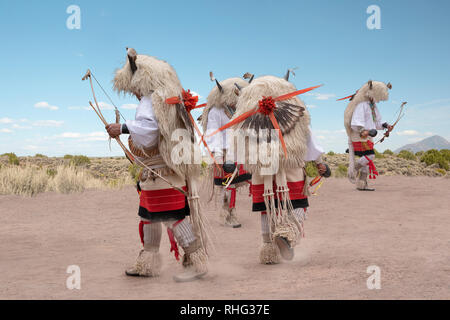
(364, 156, 379, 179)
(167, 228, 180, 261)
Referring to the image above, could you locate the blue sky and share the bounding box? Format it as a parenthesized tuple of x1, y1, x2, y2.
(0, 0, 449, 156)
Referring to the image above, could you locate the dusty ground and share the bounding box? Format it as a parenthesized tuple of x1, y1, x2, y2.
(0, 176, 448, 300)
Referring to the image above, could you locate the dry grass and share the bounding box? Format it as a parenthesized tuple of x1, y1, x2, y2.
(0, 164, 133, 197)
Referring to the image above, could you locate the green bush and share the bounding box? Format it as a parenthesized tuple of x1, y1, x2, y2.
(46, 168, 58, 178)
(305, 162, 319, 177)
(383, 149, 394, 155)
(327, 151, 335, 156)
(420, 149, 449, 170)
(2, 153, 20, 165)
(334, 164, 348, 178)
(374, 149, 384, 159)
(415, 151, 424, 157)
(397, 150, 416, 161)
(69, 155, 91, 167)
(440, 149, 450, 162)
(34, 153, 47, 158)
(128, 163, 141, 183)
(63, 154, 74, 159)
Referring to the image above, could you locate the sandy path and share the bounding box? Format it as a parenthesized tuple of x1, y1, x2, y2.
(0, 176, 449, 300)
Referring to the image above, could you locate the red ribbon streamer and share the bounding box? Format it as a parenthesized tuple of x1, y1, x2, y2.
(206, 84, 323, 158)
(364, 156, 379, 179)
(166, 228, 180, 261)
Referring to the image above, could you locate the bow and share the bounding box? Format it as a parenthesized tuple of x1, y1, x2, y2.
(375, 101, 407, 144)
(82, 69, 134, 162)
(81, 69, 188, 196)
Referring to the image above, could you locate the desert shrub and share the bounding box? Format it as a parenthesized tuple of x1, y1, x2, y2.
(128, 163, 141, 183)
(374, 149, 384, 159)
(435, 168, 447, 176)
(49, 165, 103, 194)
(2, 153, 20, 165)
(415, 151, 424, 157)
(440, 149, 450, 162)
(63, 154, 73, 159)
(69, 155, 91, 167)
(397, 150, 416, 161)
(383, 149, 394, 155)
(305, 162, 319, 177)
(334, 164, 348, 178)
(34, 154, 47, 158)
(46, 168, 58, 177)
(0, 165, 49, 196)
(327, 151, 335, 156)
(420, 149, 449, 170)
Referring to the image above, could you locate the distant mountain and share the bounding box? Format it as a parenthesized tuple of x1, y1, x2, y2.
(395, 135, 450, 153)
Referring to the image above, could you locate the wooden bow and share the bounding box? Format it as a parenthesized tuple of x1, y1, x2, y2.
(375, 101, 407, 145)
(82, 69, 188, 196)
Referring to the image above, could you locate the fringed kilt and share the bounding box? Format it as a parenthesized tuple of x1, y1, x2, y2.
(352, 140, 375, 157)
(213, 164, 251, 186)
(137, 168, 190, 222)
(251, 180, 308, 212)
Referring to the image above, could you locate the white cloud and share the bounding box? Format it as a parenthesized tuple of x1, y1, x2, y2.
(98, 102, 114, 110)
(190, 91, 202, 99)
(408, 137, 423, 143)
(55, 131, 108, 141)
(23, 145, 39, 150)
(33, 120, 64, 127)
(0, 117, 13, 124)
(305, 93, 336, 100)
(424, 132, 434, 137)
(57, 132, 82, 138)
(410, 98, 450, 108)
(397, 130, 419, 136)
(0, 128, 13, 133)
(121, 103, 138, 110)
(68, 106, 90, 110)
(12, 124, 32, 129)
(34, 101, 59, 111)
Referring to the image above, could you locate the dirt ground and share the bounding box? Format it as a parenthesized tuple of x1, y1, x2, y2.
(0, 176, 449, 300)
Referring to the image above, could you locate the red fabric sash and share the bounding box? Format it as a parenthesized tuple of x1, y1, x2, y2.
(139, 187, 187, 213)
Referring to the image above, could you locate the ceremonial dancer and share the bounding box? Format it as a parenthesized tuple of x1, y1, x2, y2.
(208, 72, 331, 264)
(200, 72, 251, 228)
(342, 80, 394, 191)
(105, 48, 209, 282)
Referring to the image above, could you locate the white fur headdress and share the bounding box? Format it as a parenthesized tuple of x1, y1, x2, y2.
(229, 75, 311, 173)
(200, 73, 250, 132)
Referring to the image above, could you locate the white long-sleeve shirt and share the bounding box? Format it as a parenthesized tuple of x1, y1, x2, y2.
(305, 127, 324, 162)
(351, 101, 384, 132)
(204, 106, 230, 156)
(124, 95, 160, 149)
